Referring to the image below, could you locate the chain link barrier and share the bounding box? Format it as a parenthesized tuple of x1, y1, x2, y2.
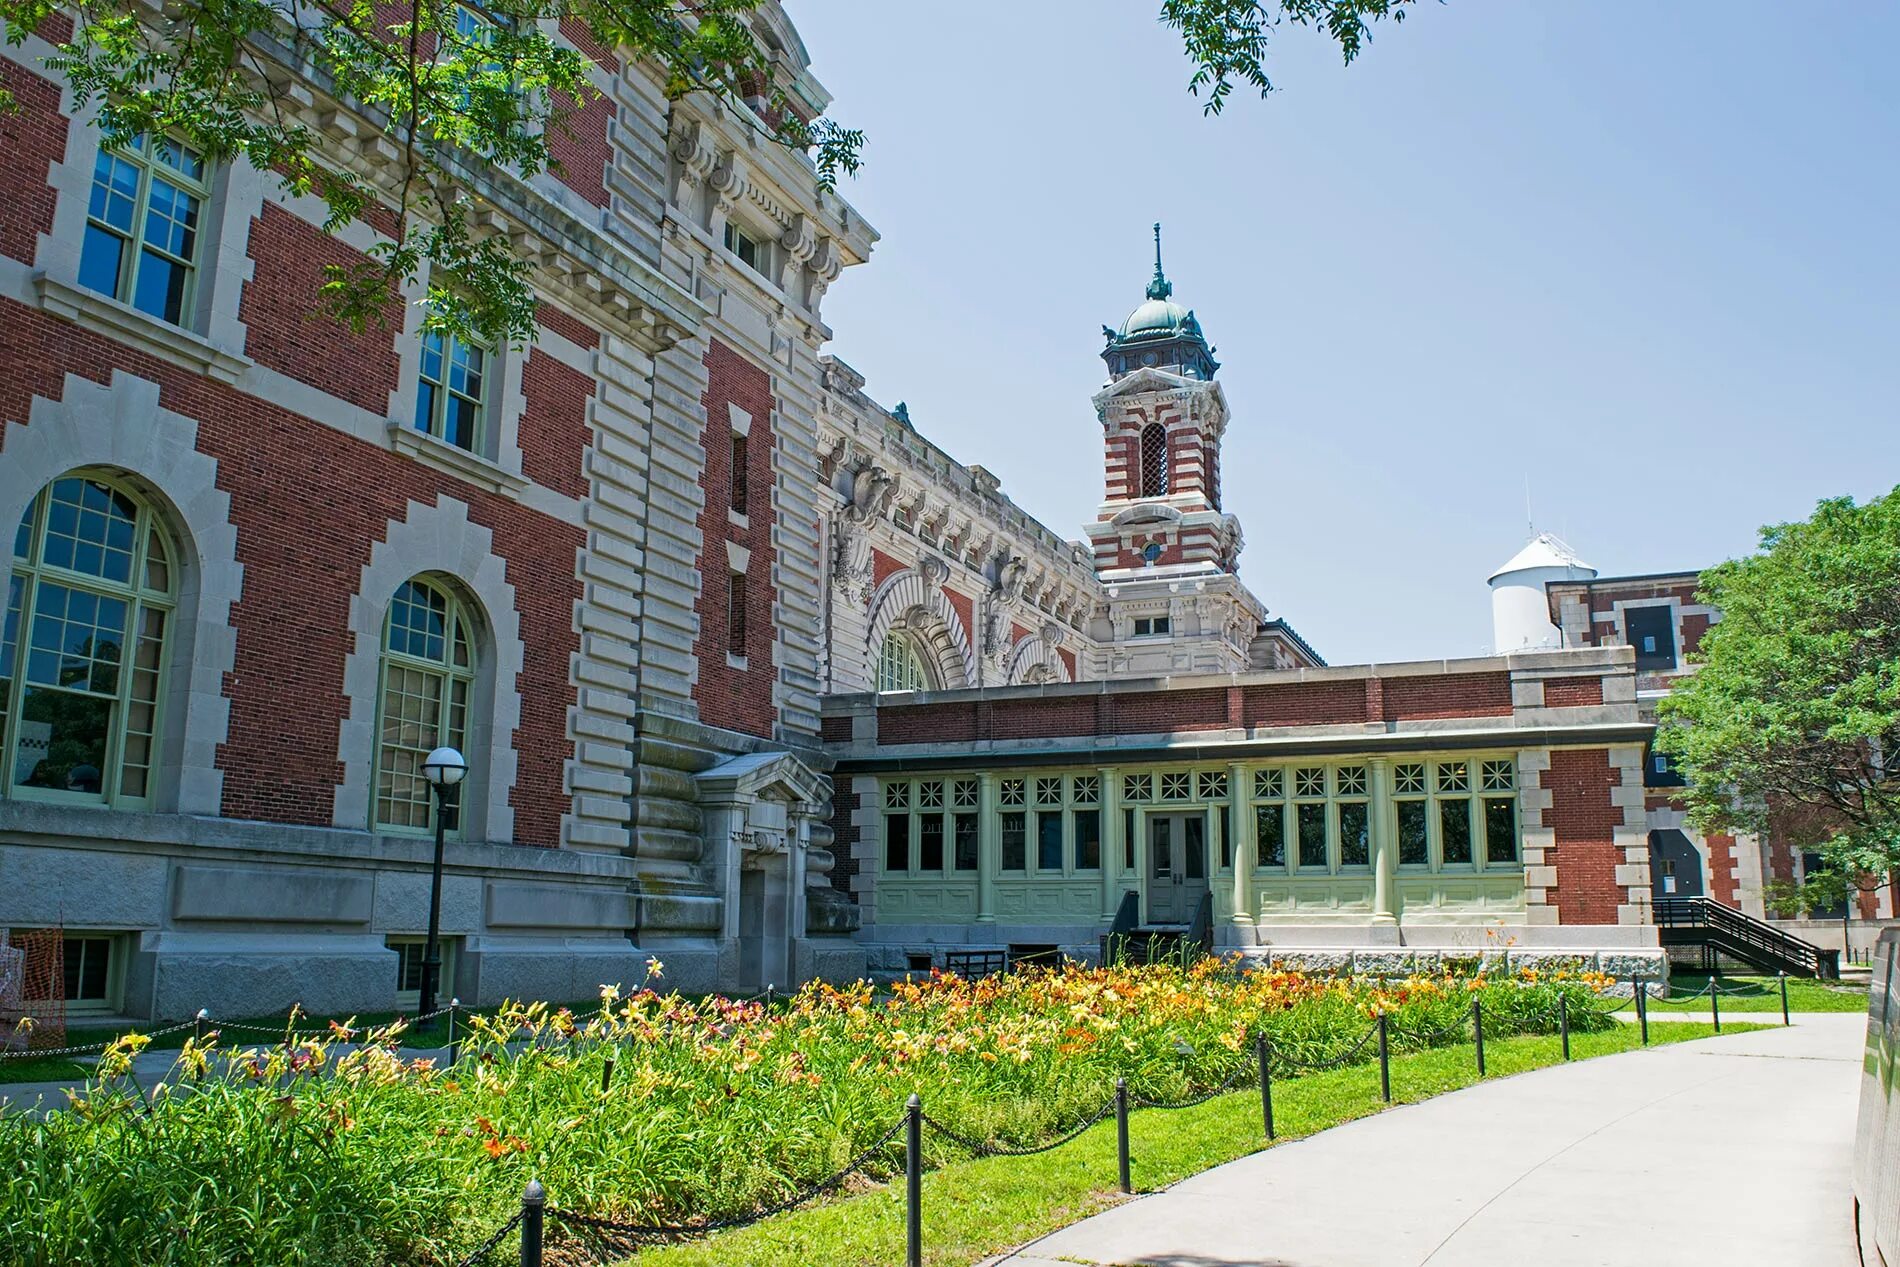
(542, 1111, 908, 1253)
(453, 1211, 523, 1267)
(1132, 1053, 1257, 1110)
(1272, 1020, 1381, 1073)
(922, 1097, 1118, 1157)
(0, 1017, 197, 1061)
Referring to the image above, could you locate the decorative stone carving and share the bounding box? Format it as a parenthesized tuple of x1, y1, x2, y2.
(832, 508, 875, 603)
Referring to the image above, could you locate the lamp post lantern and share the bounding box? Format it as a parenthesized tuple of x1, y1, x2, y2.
(418, 745, 467, 1017)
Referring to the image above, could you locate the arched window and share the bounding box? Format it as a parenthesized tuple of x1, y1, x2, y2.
(1140, 424, 1169, 497)
(3, 475, 175, 805)
(375, 577, 477, 834)
(877, 631, 931, 694)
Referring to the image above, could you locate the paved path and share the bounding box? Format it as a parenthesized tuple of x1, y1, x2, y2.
(996, 1013, 1866, 1267)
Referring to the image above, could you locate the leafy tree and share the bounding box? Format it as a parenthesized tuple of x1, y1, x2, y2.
(1658, 488, 1900, 912)
(1, 0, 1410, 344)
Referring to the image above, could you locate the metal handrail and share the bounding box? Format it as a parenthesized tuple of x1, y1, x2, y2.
(1655, 896, 1840, 978)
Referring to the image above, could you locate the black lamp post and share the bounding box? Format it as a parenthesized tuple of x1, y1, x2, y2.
(418, 745, 468, 1017)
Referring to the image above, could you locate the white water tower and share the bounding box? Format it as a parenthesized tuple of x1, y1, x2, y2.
(1488, 533, 1595, 652)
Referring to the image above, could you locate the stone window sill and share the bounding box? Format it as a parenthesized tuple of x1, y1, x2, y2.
(34, 273, 251, 385)
(386, 422, 529, 495)
(726, 652, 749, 670)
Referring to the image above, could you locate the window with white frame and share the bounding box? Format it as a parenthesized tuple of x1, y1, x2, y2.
(1254, 767, 1286, 869)
(374, 577, 477, 834)
(389, 935, 458, 1009)
(414, 330, 491, 452)
(5, 475, 175, 807)
(79, 133, 209, 326)
(724, 220, 771, 276)
(10, 929, 124, 1014)
(1132, 615, 1171, 637)
(876, 631, 931, 693)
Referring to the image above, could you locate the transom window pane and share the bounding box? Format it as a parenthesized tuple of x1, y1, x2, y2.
(1159, 771, 1191, 801)
(1196, 769, 1228, 800)
(1437, 761, 1470, 794)
(884, 780, 909, 810)
(1293, 767, 1326, 798)
(1034, 777, 1062, 806)
(918, 780, 944, 809)
(952, 778, 978, 808)
(1394, 763, 1427, 795)
(374, 577, 475, 833)
(1335, 765, 1368, 796)
(5, 476, 174, 806)
(1123, 772, 1152, 802)
(1253, 767, 1283, 800)
(999, 777, 1025, 807)
(1071, 774, 1099, 805)
(1481, 759, 1516, 792)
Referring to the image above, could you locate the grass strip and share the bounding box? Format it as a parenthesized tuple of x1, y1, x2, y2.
(625, 1022, 1758, 1267)
(1657, 973, 1866, 1012)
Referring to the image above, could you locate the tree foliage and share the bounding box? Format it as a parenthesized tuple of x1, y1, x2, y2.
(0, 0, 1410, 344)
(1658, 487, 1900, 882)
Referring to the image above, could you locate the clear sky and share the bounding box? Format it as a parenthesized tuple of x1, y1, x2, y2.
(791, 1, 1899, 667)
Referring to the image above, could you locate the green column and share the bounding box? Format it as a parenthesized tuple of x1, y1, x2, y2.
(977, 771, 998, 924)
(1101, 766, 1122, 923)
(1229, 761, 1253, 928)
(1371, 757, 1397, 926)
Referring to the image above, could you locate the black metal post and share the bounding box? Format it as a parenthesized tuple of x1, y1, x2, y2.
(1559, 994, 1570, 1061)
(1115, 1077, 1132, 1193)
(1637, 981, 1649, 1045)
(1779, 971, 1791, 1027)
(1472, 999, 1485, 1077)
(1377, 1012, 1391, 1103)
(1257, 1033, 1275, 1141)
(905, 1094, 923, 1267)
(765, 983, 774, 1008)
(418, 782, 453, 1018)
(601, 1050, 615, 1094)
(1710, 974, 1721, 1034)
(193, 1008, 207, 1045)
(520, 1179, 545, 1267)
(446, 999, 459, 1066)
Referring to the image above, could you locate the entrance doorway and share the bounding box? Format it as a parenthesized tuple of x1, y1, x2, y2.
(1147, 812, 1208, 925)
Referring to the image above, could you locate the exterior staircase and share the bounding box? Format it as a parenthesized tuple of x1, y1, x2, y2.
(1102, 890, 1215, 967)
(1654, 895, 1840, 978)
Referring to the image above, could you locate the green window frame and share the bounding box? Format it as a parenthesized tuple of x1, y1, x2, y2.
(374, 577, 476, 834)
(78, 133, 209, 326)
(414, 329, 491, 453)
(4, 475, 175, 807)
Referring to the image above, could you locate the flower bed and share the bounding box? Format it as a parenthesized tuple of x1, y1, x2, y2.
(0, 960, 1614, 1266)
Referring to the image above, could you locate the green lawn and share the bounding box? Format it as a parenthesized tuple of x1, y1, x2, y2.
(1654, 973, 1868, 1012)
(618, 1022, 1754, 1267)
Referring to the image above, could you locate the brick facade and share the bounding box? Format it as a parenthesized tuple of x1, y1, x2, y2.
(0, 296, 582, 844)
(691, 337, 779, 739)
(238, 203, 401, 415)
(1543, 748, 1624, 924)
(0, 58, 66, 266)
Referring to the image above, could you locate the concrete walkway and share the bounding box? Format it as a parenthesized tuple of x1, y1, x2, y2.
(996, 1013, 1866, 1267)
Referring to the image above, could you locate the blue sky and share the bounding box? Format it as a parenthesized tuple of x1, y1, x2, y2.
(792, 2, 1899, 667)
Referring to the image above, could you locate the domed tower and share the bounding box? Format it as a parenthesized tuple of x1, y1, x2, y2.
(1085, 227, 1263, 677)
(1087, 225, 1238, 576)
(1488, 532, 1595, 652)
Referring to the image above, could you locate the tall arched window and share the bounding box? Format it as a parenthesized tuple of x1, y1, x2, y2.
(877, 631, 931, 694)
(3, 475, 174, 805)
(375, 577, 477, 833)
(1140, 423, 1169, 497)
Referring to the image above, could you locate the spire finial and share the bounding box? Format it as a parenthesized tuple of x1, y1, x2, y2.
(1146, 222, 1173, 301)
